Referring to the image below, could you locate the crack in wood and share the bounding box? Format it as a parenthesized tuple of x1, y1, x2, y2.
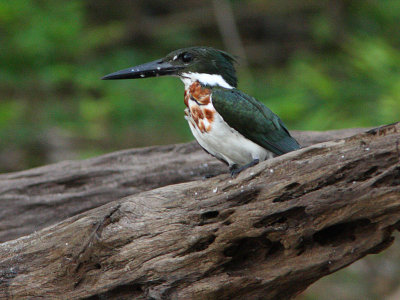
(223, 233, 284, 272)
(253, 207, 307, 229)
(313, 218, 373, 247)
(1, 123, 400, 299)
(74, 204, 121, 288)
(179, 234, 217, 256)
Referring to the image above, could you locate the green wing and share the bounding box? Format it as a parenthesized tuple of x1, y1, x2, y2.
(212, 88, 300, 155)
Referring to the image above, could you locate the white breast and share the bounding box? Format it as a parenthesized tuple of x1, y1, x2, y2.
(185, 96, 275, 167)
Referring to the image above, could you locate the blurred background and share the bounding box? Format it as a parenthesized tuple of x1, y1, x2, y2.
(0, 0, 399, 298)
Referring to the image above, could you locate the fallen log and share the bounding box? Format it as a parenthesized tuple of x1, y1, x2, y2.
(0, 128, 368, 242)
(1, 123, 399, 299)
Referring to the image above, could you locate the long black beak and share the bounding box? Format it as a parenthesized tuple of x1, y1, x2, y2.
(102, 59, 183, 80)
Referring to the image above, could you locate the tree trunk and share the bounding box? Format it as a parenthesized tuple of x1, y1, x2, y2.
(1, 123, 399, 299)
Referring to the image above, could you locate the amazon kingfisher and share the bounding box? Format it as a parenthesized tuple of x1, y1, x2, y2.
(103, 47, 300, 175)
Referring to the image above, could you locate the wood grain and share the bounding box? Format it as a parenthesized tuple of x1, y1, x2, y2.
(0, 128, 368, 242)
(0, 124, 399, 299)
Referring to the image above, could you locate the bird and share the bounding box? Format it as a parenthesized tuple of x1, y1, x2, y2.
(102, 46, 300, 176)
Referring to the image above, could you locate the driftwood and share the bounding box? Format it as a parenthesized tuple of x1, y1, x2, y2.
(1, 123, 400, 299)
(0, 128, 368, 243)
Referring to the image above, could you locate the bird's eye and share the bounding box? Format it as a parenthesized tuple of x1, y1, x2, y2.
(181, 52, 193, 63)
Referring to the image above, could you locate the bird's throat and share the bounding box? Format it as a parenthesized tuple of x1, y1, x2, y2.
(180, 72, 233, 89)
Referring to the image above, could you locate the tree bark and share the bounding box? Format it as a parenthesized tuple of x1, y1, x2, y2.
(1, 123, 399, 299)
(0, 127, 368, 243)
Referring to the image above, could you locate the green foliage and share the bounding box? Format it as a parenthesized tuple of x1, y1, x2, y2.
(0, 0, 399, 172)
(1, 2, 400, 297)
(252, 35, 400, 130)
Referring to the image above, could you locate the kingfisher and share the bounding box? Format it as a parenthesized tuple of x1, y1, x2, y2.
(103, 47, 300, 175)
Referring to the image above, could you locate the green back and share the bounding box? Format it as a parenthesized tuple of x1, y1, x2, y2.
(212, 88, 300, 155)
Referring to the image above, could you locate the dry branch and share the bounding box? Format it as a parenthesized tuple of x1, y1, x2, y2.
(0, 128, 367, 242)
(1, 123, 399, 299)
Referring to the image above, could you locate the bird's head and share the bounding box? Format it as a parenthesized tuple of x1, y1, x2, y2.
(102, 46, 237, 89)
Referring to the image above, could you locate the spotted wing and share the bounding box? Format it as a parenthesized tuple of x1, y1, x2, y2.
(212, 88, 300, 155)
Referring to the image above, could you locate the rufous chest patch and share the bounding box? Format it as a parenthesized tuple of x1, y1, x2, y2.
(184, 81, 215, 133)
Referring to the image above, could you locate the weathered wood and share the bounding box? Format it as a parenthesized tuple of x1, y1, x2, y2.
(0, 128, 368, 242)
(1, 123, 399, 299)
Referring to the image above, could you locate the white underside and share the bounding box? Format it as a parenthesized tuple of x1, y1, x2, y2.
(180, 73, 274, 167)
(185, 98, 275, 167)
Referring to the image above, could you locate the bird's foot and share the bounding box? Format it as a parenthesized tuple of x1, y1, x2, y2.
(229, 159, 259, 177)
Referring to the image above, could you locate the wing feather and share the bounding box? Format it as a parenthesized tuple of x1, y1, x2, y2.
(212, 88, 300, 155)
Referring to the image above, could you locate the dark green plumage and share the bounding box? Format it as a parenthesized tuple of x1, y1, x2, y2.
(103, 46, 301, 174)
(212, 87, 300, 155)
(165, 46, 238, 87)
